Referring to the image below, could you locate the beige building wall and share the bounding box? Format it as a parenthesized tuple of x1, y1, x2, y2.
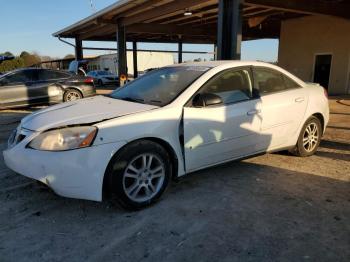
(278, 15, 350, 95)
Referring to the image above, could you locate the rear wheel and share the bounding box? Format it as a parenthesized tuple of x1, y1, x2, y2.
(63, 89, 82, 102)
(106, 140, 171, 209)
(291, 116, 322, 157)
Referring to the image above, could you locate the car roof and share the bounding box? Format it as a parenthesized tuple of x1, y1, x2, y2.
(0, 68, 72, 78)
(172, 60, 277, 68)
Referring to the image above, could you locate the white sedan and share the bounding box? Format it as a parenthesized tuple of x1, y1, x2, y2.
(87, 70, 119, 86)
(3, 61, 329, 209)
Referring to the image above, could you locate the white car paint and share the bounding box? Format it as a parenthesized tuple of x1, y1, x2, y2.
(3, 61, 329, 202)
(87, 71, 119, 85)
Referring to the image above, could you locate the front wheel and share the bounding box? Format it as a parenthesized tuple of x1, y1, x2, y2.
(291, 116, 322, 157)
(106, 140, 171, 209)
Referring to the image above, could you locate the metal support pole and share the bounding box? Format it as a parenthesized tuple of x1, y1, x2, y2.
(214, 44, 217, 60)
(117, 21, 127, 86)
(132, 41, 138, 79)
(217, 0, 242, 60)
(75, 37, 83, 60)
(178, 41, 183, 64)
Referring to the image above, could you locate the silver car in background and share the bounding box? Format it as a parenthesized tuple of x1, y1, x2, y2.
(0, 68, 96, 109)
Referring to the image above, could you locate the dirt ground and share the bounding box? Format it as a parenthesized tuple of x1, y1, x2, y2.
(0, 96, 349, 262)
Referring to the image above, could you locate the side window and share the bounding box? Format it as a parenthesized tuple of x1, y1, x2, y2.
(54, 71, 70, 79)
(39, 70, 69, 81)
(254, 68, 301, 95)
(283, 75, 301, 90)
(253, 68, 286, 95)
(4, 71, 31, 85)
(199, 68, 253, 105)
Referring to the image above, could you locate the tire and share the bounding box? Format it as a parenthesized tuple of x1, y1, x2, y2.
(106, 140, 172, 210)
(291, 116, 322, 157)
(97, 79, 103, 86)
(63, 89, 83, 102)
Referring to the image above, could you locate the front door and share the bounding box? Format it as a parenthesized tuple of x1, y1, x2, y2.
(0, 71, 32, 107)
(183, 67, 266, 172)
(313, 54, 332, 90)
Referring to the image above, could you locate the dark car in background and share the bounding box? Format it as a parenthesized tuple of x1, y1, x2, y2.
(0, 68, 95, 109)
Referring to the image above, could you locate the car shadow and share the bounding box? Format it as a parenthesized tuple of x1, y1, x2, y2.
(320, 140, 350, 151)
(315, 151, 350, 162)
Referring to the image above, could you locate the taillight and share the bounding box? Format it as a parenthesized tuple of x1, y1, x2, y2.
(84, 77, 94, 83)
(323, 88, 328, 99)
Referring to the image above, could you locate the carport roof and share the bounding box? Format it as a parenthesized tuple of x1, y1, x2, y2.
(53, 0, 350, 43)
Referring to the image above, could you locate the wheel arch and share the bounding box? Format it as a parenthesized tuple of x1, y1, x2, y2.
(311, 112, 325, 134)
(64, 87, 84, 97)
(102, 137, 179, 199)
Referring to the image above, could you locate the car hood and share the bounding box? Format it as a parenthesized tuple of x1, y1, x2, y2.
(21, 95, 158, 132)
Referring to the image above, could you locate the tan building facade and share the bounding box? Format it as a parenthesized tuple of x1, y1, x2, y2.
(278, 16, 350, 95)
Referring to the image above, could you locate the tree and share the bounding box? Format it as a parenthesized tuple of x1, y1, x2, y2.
(0, 57, 24, 72)
(0, 51, 14, 57)
(21, 52, 41, 67)
(64, 54, 75, 59)
(20, 51, 30, 58)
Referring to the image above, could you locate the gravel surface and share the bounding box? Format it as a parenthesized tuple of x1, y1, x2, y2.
(0, 98, 349, 262)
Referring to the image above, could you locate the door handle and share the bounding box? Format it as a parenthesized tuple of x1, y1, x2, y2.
(247, 109, 261, 116)
(295, 97, 305, 103)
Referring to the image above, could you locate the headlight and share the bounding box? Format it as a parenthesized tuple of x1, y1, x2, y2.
(28, 126, 97, 151)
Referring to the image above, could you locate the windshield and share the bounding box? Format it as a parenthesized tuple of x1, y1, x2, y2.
(109, 66, 210, 106)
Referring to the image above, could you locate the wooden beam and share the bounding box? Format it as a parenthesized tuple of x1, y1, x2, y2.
(179, 14, 218, 25)
(149, 3, 218, 24)
(244, 8, 274, 17)
(245, 0, 350, 19)
(127, 23, 216, 36)
(121, 0, 209, 26)
(79, 25, 115, 39)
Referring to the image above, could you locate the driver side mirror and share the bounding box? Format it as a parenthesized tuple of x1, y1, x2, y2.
(192, 93, 223, 107)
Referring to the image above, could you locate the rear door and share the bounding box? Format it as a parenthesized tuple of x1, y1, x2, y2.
(253, 67, 308, 149)
(0, 71, 32, 107)
(34, 69, 69, 103)
(183, 67, 266, 172)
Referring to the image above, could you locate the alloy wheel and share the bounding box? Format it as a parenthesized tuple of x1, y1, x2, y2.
(122, 153, 165, 203)
(303, 122, 319, 152)
(66, 91, 81, 101)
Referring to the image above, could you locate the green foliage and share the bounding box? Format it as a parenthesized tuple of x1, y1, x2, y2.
(20, 51, 30, 58)
(22, 53, 41, 67)
(0, 51, 42, 73)
(0, 51, 14, 57)
(0, 57, 25, 72)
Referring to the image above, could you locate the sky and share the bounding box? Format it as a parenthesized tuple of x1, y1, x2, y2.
(0, 0, 279, 62)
